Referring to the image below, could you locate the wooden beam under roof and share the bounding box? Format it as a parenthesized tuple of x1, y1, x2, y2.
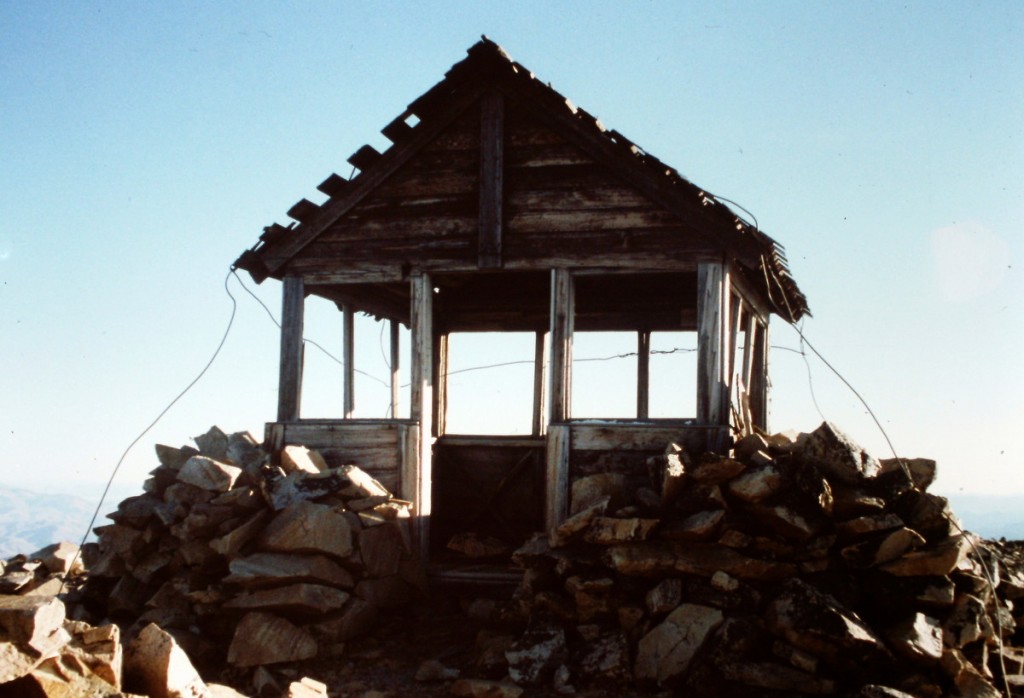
(478, 90, 504, 268)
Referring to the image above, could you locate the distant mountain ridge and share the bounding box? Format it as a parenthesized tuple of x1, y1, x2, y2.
(941, 493, 1024, 542)
(0, 486, 100, 558)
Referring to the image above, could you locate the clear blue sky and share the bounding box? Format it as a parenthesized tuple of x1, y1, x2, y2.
(2, 2, 1021, 517)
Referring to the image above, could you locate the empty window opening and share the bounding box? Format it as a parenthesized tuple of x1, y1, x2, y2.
(299, 295, 410, 419)
(443, 332, 537, 435)
(572, 331, 637, 419)
(649, 331, 699, 418)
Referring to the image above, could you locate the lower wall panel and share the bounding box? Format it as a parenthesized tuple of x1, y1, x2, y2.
(265, 420, 413, 496)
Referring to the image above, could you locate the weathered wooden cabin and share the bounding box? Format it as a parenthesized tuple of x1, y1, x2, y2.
(234, 39, 808, 573)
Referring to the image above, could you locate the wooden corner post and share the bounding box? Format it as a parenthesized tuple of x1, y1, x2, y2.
(546, 268, 574, 530)
(277, 276, 304, 423)
(697, 261, 731, 446)
(549, 268, 574, 423)
(407, 273, 434, 559)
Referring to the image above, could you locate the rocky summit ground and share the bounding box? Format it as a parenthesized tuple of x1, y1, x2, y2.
(5, 423, 1024, 697)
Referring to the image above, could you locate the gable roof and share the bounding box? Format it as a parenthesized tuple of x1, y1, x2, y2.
(234, 37, 809, 322)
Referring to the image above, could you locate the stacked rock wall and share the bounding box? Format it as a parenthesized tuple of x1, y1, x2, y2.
(82, 427, 420, 678)
(503, 422, 1024, 696)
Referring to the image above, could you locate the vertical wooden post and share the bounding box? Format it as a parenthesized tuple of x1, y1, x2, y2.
(342, 304, 355, 419)
(728, 294, 742, 390)
(532, 331, 550, 436)
(433, 333, 449, 438)
(637, 330, 650, 419)
(545, 424, 570, 531)
(408, 273, 434, 559)
(549, 268, 574, 423)
(389, 319, 400, 418)
(697, 261, 730, 433)
(751, 320, 770, 431)
(277, 276, 304, 422)
(478, 91, 504, 269)
(741, 309, 756, 392)
(546, 270, 573, 533)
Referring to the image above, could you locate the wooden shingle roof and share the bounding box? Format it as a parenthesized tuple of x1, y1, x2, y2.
(235, 37, 809, 322)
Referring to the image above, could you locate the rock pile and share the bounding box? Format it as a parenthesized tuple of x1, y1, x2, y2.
(502, 422, 1024, 696)
(81, 426, 420, 689)
(0, 540, 264, 696)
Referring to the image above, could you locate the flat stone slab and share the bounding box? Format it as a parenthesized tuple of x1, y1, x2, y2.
(224, 552, 355, 589)
(604, 541, 797, 582)
(227, 612, 317, 667)
(583, 517, 660, 545)
(223, 583, 350, 616)
(258, 500, 354, 560)
(177, 456, 242, 492)
(635, 603, 723, 684)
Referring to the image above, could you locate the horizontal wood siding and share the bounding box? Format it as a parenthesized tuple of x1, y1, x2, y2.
(503, 105, 717, 268)
(283, 110, 481, 276)
(265, 420, 412, 494)
(567, 422, 715, 481)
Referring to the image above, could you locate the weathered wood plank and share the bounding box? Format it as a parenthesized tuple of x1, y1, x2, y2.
(348, 144, 382, 172)
(505, 142, 593, 168)
(637, 331, 650, 419)
(505, 120, 568, 148)
(287, 198, 320, 224)
(506, 187, 652, 212)
(327, 193, 477, 222)
(376, 170, 478, 198)
(478, 91, 504, 269)
(343, 304, 355, 418)
(401, 423, 419, 504)
(549, 269, 574, 423)
(437, 434, 545, 448)
(390, 320, 401, 418)
(433, 333, 449, 437)
(410, 273, 434, 559)
(420, 110, 480, 151)
(499, 77, 766, 265)
(316, 173, 349, 197)
(696, 261, 730, 427)
(277, 277, 304, 422)
(545, 424, 570, 531)
(261, 84, 486, 275)
(742, 310, 756, 393)
(727, 260, 772, 324)
(301, 268, 406, 284)
(727, 292, 742, 396)
(504, 163, 620, 192)
(386, 148, 478, 173)
(312, 447, 400, 470)
(507, 208, 681, 233)
(751, 320, 769, 431)
(381, 113, 415, 144)
(532, 331, 549, 436)
(288, 252, 713, 282)
(569, 422, 705, 451)
(321, 214, 479, 241)
(276, 421, 403, 446)
(503, 228, 718, 266)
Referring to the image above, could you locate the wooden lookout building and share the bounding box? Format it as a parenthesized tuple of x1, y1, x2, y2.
(234, 39, 809, 572)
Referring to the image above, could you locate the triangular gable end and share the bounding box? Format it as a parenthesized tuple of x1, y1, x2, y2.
(236, 38, 808, 323)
